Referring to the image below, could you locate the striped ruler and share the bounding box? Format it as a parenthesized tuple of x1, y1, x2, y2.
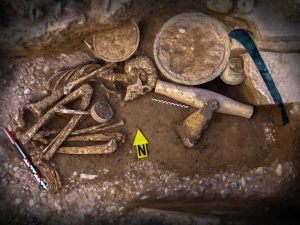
(152, 98, 189, 109)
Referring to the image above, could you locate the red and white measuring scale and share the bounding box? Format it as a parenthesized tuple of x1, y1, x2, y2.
(4, 128, 47, 190)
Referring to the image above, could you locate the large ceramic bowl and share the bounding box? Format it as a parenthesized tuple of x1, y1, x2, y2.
(93, 19, 140, 62)
(154, 12, 230, 85)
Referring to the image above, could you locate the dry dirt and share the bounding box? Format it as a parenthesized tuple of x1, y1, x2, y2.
(0, 1, 300, 225)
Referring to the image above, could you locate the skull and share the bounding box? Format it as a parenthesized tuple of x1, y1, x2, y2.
(123, 56, 158, 101)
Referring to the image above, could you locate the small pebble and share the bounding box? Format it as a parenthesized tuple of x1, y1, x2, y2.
(256, 167, 264, 175)
(237, 0, 254, 14)
(231, 181, 238, 190)
(106, 205, 117, 213)
(179, 28, 186, 33)
(103, 168, 109, 174)
(24, 88, 31, 95)
(0, 145, 7, 157)
(241, 177, 246, 187)
(43, 65, 50, 73)
(54, 202, 62, 212)
(275, 163, 283, 177)
(220, 189, 228, 199)
(15, 198, 22, 205)
(141, 195, 148, 200)
(80, 173, 98, 180)
(28, 199, 35, 207)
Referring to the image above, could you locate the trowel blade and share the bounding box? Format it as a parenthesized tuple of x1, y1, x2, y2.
(229, 29, 288, 125)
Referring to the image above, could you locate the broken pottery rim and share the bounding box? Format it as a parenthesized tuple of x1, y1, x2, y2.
(93, 19, 140, 62)
(153, 12, 231, 85)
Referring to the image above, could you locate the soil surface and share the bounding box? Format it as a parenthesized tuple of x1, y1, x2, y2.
(0, 1, 300, 225)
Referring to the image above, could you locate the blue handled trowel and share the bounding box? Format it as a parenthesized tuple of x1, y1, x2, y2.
(229, 29, 289, 125)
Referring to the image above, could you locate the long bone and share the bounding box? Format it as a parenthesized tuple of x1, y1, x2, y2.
(66, 132, 124, 142)
(42, 116, 82, 160)
(21, 84, 93, 145)
(70, 119, 125, 136)
(54, 106, 89, 115)
(27, 89, 64, 116)
(57, 139, 118, 155)
(42, 84, 93, 161)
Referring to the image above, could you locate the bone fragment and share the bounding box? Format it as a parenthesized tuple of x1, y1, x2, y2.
(57, 139, 118, 154)
(32, 130, 57, 145)
(71, 119, 125, 136)
(13, 107, 26, 128)
(99, 83, 122, 100)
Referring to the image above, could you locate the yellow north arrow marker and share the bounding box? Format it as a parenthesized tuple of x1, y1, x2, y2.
(133, 129, 148, 159)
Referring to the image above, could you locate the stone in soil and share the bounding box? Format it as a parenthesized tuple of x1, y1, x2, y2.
(241, 52, 300, 105)
(80, 173, 98, 180)
(206, 0, 233, 13)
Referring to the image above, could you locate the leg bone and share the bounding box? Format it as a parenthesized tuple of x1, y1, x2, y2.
(66, 132, 124, 142)
(57, 139, 118, 155)
(42, 84, 93, 161)
(21, 84, 93, 144)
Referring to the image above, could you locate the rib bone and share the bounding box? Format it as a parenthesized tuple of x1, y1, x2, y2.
(63, 63, 115, 95)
